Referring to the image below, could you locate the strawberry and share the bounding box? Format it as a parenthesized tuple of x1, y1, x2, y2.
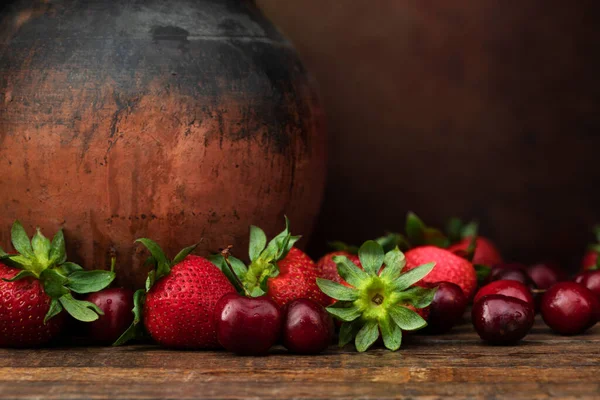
(582, 251, 599, 272)
(0, 221, 115, 347)
(114, 240, 235, 349)
(581, 225, 600, 272)
(316, 241, 437, 352)
(404, 246, 477, 299)
(0, 263, 65, 347)
(317, 233, 409, 285)
(317, 251, 361, 285)
(210, 217, 329, 308)
(448, 236, 503, 267)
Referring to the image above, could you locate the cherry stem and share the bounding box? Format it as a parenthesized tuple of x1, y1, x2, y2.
(530, 288, 546, 294)
(221, 245, 251, 297)
(110, 257, 116, 273)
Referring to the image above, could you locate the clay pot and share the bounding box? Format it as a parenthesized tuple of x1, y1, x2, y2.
(0, 0, 326, 287)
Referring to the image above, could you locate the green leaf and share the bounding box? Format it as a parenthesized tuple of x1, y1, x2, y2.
(39, 268, 69, 298)
(66, 270, 115, 294)
(2, 269, 36, 282)
(0, 254, 30, 269)
(145, 270, 156, 292)
(389, 306, 427, 331)
(31, 228, 51, 266)
(113, 289, 146, 346)
(57, 262, 84, 276)
(391, 262, 436, 292)
(461, 221, 479, 239)
(248, 225, 267, 262)
(44, 299, 63, 323)
(260, 217, 299, 262)
(339, 320, 361, 347)
(379, 316, 402, 351)
(135, 238, 171, 281)
(333, 255, 368, 287)
(358, 240, 385, 276)
(59, 293, 103, 322)
(379, 247, 406, 280)
(423, 228, 450, 248)
(11, 221, 34, 258)
(328, 241, 359, 254)
(446, 217, 464, 243)
(5, 254, 33, 268)
(172, 243, 198, 266)
(398, 286, 437, 309)
(0, 246, 6, 257)
(355, 320, 379, 352)
(135, 238, 169, 265)
(56, 262, 83, 276)
(474, 264, 491, 286)
(250, 286, 266, 297)
(316, 278, 359, 301)
(405, 212, 426, 247)
(325, 303, 362, 322)
(49, 229, 67, 265)
(375, 233, 410, 252)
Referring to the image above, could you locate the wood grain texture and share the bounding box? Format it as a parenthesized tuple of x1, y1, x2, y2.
(1, 318, 599, 399)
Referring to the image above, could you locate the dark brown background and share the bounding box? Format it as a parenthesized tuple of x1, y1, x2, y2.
(258, 0, 600, 268)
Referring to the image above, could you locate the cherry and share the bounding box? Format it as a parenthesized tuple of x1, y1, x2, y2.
(474, 280, 535, 310)
(527, 262, 567, 290)
(283, 299, 333, 354)
(424, 282, 467, 334)
(540, 282, 600, 335)
(487, 264, 534, 286)
(574, 270, 600, 301)
(214, 293, 282, 356)
(471, 294, 534, 344)
(84, 288, 134, 344)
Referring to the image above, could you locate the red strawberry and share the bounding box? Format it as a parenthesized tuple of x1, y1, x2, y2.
(0, 221, 114, 347)
(582, 250, 599, 272)
(581, 226, 600, 272)
(317, 251, 361, 285)
(145, 255, 235, 348)
(267, 247, 330, 308)
(448, 236, 503, 266)
(115, 240, 235, 349)
(316, 240, 438, 352)
(404, 246, 477, 299)
(0, 263, 65, 347)
(210, 218, 330, 309)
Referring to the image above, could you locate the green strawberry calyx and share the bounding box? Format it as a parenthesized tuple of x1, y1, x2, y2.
(209, 216, 299, 297)
(113, 239, 198, 346)
(316, 240, 437, 352)
(404, 212, 451, 248)
(0, 221, 115, 323)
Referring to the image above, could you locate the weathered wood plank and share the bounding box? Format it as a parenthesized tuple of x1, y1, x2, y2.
(0, 320, 598, 399)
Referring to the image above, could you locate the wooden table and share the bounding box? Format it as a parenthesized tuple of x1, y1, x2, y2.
(1, 318, 599, 399)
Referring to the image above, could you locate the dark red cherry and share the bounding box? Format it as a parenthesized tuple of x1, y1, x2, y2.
(574, 270, 600, 301)
(474, 280, 535, 310)
(84, 288, 134, 344)
(283, 299, 333, 354)
(527, 262, 567, 290)
(471, 294, 534, 345)
(214, 293, 282, 356)
(424, 282, 467, 334)
(540, 282, 600, 335)
(487, 264, 534, 286)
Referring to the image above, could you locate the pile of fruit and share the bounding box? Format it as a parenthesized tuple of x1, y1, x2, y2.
(1, 213, 599, 355)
